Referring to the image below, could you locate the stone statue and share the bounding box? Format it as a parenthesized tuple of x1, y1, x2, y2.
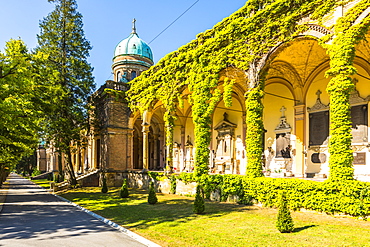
(281, 145, 291, 158)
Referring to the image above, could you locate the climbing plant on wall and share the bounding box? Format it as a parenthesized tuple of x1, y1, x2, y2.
(127, 0, 370, 179)
(323, 0, 370, 181)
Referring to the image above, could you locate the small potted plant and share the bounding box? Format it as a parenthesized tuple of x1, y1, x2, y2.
(265, 169, 271, 176)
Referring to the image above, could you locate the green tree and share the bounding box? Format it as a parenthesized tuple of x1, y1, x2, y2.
(193, 184, 205, 214)
(16, 152, 37, 177)
(148, 181, 158, 204)
(0, 39, 45, 185)
(120, 178, 129, 198)
(276, 192, 294, 233)
(36, 0, 95, 186)
(101, 176, 108, 193)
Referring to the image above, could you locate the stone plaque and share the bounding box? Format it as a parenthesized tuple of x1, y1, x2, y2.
(311, 153, 327, 163)
(309, 111, 329, 146)
(353, 152, 366, 165)
(351, 105, 368, 142)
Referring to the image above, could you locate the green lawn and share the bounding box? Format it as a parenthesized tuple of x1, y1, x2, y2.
(32, 179, 52, 189)
(49, 186, 370, 247)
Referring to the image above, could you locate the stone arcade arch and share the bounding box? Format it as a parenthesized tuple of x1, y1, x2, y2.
(263, 36, 330, 177)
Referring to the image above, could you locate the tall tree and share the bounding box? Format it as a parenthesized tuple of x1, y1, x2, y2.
(37, 0, 95, 185)
(0, 39, 44, 185)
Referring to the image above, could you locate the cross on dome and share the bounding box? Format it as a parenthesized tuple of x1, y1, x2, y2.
(132, 18, 136, 34)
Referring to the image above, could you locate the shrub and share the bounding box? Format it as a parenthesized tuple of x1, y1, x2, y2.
(120, 179, 129, 198)
(47, 173, 53, 181)
(170, 175, 177, 194)
(31, 169, 41, 177)
(148, 181, 158, 204)
(101, 177, 108, 193)
(276, 192, 294, 233)
(193, 185, 205, 214)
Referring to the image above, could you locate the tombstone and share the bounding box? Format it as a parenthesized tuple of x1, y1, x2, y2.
(309, 111, 329, 146)
(214, 113, 237, 174)
(307, 90, 330, 146)
(351, 105, 368, 142)
(235, 136, 245, 174)
(353, 152, 366, 165)
(272, 106, 293, 173)
(264, 146, 275, 171)
(184, 135, 194, 172)
(172, 142, 182, 172)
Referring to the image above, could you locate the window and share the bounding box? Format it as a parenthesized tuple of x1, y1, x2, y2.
(117, 71, 121, 82)
(131, 71, 137, 80)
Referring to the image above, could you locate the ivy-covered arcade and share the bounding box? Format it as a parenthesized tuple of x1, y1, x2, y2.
(39, 0, 370, 186)
(124, 0, 370, 181)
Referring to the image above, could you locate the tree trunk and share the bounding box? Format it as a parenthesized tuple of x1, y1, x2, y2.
(65, 149, 77, 186)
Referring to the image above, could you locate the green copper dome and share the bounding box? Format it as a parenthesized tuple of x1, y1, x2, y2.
(114, 20, 153, 62)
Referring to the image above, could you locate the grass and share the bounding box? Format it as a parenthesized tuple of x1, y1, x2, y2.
(44, 185, 370, 247)
(32, 179, 52, 189)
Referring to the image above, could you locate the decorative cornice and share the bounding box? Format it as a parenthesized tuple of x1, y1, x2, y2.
(307, 90, 329, 113)
(307, 98, 329, 113)
(349, 88, 370, 106)
(306, 24, 333, 35)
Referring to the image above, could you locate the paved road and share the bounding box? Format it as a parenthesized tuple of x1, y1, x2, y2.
(0, 174, 150, 247)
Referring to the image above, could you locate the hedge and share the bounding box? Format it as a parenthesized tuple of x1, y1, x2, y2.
(144, 171, 370, 218)
(175, 173, 370, 218)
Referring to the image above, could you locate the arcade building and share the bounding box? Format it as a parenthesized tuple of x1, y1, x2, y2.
(37, 1, 370, 185)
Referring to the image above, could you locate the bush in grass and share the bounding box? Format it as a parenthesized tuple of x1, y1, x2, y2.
(193, 185, 205, 214)
(32, 169, 41, 177)
(276, 192, 294, 233)
(120, 179, 129, 198)
(101, 177, 108, 193)
(148, 181, 158, 204)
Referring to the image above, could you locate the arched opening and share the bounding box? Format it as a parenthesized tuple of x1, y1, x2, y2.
(131, 71, 137, 80)
(116, 71, 121, 82)
(133, 122, 143, 170)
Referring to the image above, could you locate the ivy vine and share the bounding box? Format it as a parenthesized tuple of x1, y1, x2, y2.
(125, 0, 370, 179)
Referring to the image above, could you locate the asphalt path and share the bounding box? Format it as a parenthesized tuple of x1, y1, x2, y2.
(0, 174, 151, 247)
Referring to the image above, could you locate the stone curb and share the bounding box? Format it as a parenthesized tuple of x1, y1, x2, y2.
(53, 194, 161, 247)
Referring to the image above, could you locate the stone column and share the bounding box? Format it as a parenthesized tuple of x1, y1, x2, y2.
(142, 123, 150, 171)
(127, 129, 134, 170)
(159, 134, 165, 169)
(153, 134, 159, 170)
(181, 126, 185, 171)
(294, 104, 305, 177)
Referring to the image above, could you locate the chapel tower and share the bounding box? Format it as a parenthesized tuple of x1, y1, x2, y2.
(112, 19, 153, 83)
(90, 20, 154, 186)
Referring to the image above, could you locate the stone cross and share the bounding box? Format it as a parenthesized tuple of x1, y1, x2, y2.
(132, 18, 136, 33)
(280, 106, 286, 117)
(316, 90, 322, 100)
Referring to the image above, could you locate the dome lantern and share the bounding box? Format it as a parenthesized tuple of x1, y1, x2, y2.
(113, 19, 153, 62)
(112, 19, 153, 83)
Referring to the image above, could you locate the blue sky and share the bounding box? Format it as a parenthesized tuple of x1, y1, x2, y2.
(0, 0, 246, 87)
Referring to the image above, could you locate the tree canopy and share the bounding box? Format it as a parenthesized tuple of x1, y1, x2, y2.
(0, 39, 46, 184)
(37, 0, 95, 185)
